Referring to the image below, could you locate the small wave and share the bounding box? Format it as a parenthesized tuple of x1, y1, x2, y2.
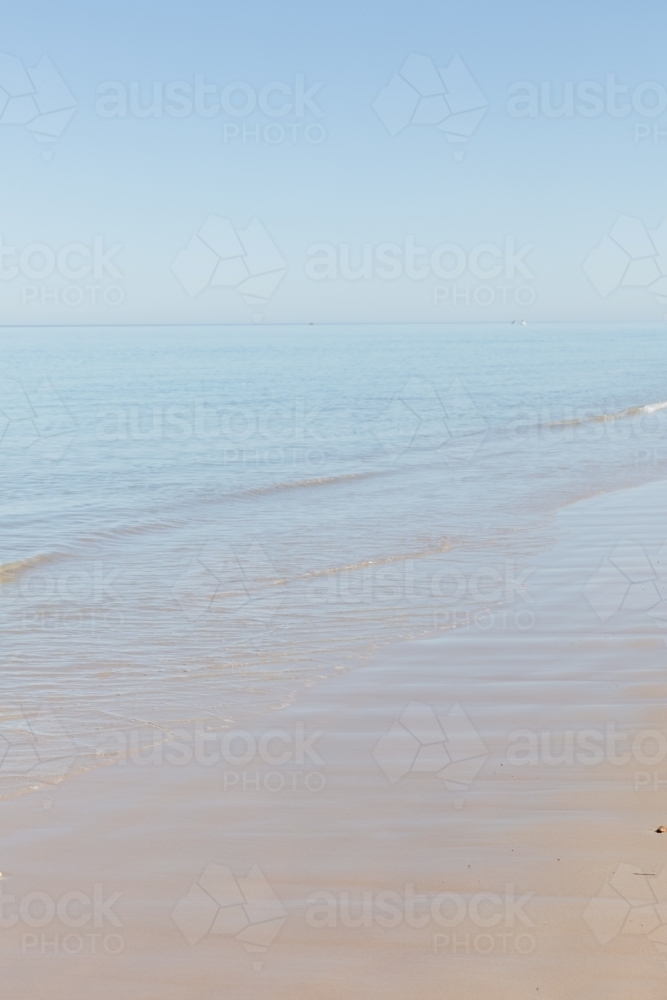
(0, 552, 65, 583)
(224, 469, 391, 499)
(76, 517, 189, 544)
(638, 401, 667, 415)
(543, 400, 667, 430)
(278, 539, 454, 584)
(201, 539, 455, 594)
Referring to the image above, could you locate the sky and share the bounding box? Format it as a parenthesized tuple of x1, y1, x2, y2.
(2, 0, 667, 325)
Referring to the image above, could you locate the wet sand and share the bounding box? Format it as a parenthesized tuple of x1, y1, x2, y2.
(3, 478, 667, 998)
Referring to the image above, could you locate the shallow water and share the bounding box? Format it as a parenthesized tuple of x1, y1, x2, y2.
(2, 322, 667, 795)
(3, 476, 667, 999)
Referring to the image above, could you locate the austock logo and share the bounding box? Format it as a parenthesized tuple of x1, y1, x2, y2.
(171, 536, 285, 639)
(584, 864, 667, 968)
(507, 75, 667, 124)
(373, 701, 488, 803)
(0, 236, 124, 309)
(171, 864, 286, 955)
(0, 378, 76, 461)
(371, 376, 487, 466)
(0, 881, 123, 955)
(171, 215, 287, 315)
(305, 881, 536, 956)
(373, 52, 488, 160)
(0, 703, 77, 794)
(0, 53, 76, 159)
(583, 541, 667, 627)
(95, 74, 326, 147)
(583, 214, 667, 316)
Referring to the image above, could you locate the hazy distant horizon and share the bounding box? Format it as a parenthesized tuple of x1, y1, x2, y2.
(3, 0, 667, 326)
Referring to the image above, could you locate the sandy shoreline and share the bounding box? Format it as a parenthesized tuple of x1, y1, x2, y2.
(3, 478, 667, 998)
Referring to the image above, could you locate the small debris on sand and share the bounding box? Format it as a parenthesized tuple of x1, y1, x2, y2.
(656, 826, 667, 833)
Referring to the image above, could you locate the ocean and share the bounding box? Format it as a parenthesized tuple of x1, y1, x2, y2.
(2, 322, 667, 795)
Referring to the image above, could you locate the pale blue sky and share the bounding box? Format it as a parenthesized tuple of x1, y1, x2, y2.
(2, 0, 667, 324)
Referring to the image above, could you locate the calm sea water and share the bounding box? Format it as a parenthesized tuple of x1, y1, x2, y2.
(2, 323, 667, 793)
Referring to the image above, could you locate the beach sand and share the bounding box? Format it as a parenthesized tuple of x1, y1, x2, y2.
(2, 478, 667, 998)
